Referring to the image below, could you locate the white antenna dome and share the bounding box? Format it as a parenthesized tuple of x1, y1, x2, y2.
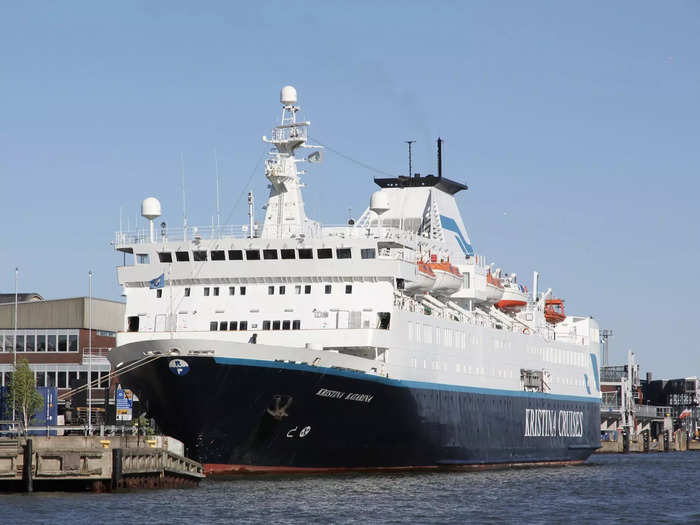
(370, 190, 390, 215)
(280, 85, 297, 106)
(141, 197, 162, 220)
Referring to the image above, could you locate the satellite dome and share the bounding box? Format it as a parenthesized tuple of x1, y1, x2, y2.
(280, 85, 297, 106)
(141, 197, 162, 220)
(370, 190, 390, 215)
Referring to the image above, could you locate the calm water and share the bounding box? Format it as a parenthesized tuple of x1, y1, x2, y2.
(3, 453, 700, 524)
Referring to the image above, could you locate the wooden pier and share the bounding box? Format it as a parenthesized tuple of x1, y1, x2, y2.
(0, 435, 204, 492)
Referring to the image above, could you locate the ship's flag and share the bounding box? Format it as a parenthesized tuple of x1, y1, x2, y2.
(680, 408, 692, 419)
(149, 273, 165, 289)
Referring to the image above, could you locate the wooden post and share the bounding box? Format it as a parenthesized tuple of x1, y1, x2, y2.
(112, 448, 123, 489)
(22, 439, 33, 493)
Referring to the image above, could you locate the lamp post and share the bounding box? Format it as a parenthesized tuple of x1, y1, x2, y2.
(12, 268, 18, 424)
(88, 270, 93, 436)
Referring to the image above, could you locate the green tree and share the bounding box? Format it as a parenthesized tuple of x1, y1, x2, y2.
(8, 359, 43, 433)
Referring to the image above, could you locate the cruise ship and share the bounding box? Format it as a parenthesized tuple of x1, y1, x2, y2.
(109, 86, 601, 473)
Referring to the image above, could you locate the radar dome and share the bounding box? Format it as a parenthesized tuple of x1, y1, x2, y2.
(280, 85, 297, 106)
(370, 190, 390, 215)
(141, 197, 162, 220)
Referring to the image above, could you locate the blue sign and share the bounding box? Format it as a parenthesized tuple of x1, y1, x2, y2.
(116, 388, 133, 421)
(149, 273, 165, 289)
(169, 359, 190, 376)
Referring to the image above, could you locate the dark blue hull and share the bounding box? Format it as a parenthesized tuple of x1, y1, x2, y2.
(119, 356, 600, 471)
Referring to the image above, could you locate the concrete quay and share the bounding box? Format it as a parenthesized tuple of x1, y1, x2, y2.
(0, 435, 204, 492)
(597, 429, 699, 454)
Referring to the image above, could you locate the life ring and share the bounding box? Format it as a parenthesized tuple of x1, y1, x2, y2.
(523, 327, 531, 335)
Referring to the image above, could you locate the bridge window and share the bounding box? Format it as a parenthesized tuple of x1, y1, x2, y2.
(156, 289, 162, 298)
(263, 249, 278, 260)
(185, 287, 190, 297)
(229, 321, 238, 331)
(213, 287, 219, 296)
(229, 287, 235, 296)
(210, 322, 218, 331)
(324, 285, 332, 294)
(298, 248, 313, 259)
(219, 321, 228, 331)
(281, 249, 295, 259)
(176, 251, 190, 262)
(240, 286, 246, 295)
(136, 254, 149, 264)
(268, 286, 275, 295)
(345, 285, 352, 294)
(336, 248, 351, 259)
(239, 321, 248, 331)
(292, 320, 301, 330)
(282, 320, 291, 330)
(193, 250, 207, 261)
(295, 285, 302, 294)
(228, 250, 243, 260)
(279, 286, 286, 295)
(158, 252, 173, 263)
(305, 285, 311, 294)
(272, 320, 281, 330)
(262, 321, 271, 330)
(211, 250, 225, 261)
(317, 248, 332, 259)
(246, 250, 260, 260)
(204, 287, 210, 296)
(361, 248, 376, 259)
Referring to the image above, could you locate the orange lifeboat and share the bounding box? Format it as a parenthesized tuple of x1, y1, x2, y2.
(496, 281, 528, 313)
(405, 260, 437, 294)
(544, 299, 566, 324)
(428, 255, 463, 295)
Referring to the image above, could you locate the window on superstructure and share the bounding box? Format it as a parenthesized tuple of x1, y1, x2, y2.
(211, 250, 225, 261)
(229, 321, 238, 331)
(245, 250, 259, 260)
(304, 285, 311, 294)
(336, 248, 351, 259)
(213, 287, 220, 296)
(229, 287, 235, 296)
(158, 252, 173, 263)
(204, 287, 210, 296)
(228, 250, 243, 260)
(294, 285, 301, 295)
(262, 321, 271, 330)
(185, 287, 190, 297)
(263, 249, 278, 260)
(239, 321, 248, 331)
(193, 250, 207, 261)
(361, 248, 376, 259)
(281, 249, 295, 259)
(345, 285, 352, 294)
(137, 254, 149, 264)
(156, 289, 163, 298)
(282, 320, 290, 330)
(268, 286, 275, 295)
(240, 286, 246, 295)
(324, 285, 332, 294)
(176, 251, 190, 262)
(279, 286, 285, 295)
(272, 320, 281, 330)
(292, 320, 301, 330)
(210, 322, 217, 331)
(219, 321, 228, 331)
(298, 249, 313, 259)
(317, 248, 332, 259)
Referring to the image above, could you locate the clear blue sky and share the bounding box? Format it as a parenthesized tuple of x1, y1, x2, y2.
(1, 2, 698, 378)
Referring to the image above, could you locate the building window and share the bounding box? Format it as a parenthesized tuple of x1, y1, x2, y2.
(279, 286, 285, 295)
(156, 289, 163, 298)
(305, 285, 311, 294)
(25, 335, 35, 352)
(210, 321, 218, 331)
(58, 371, 67, 388)
(240, 286, 246, 295)
(213, 287, 220, 296)
(69, 334, 78, 352)
(228, 250, 243, 260)
(58, 335, 67, 352)
(262, 321, 271, 330)
(317, 248, 332, 259)
(204, 287, 210, 296)
(282, 320, 291, 330)
(229, 287, 235, 296)
(295, 285, 302, 295)
(272, 320, 281, 330)
(281, 249, 295, 260)
(239, 321, 248, 331)
(175, 251, 190, 262)
(184, 287, 191, 297)
(263, 249, 278, 260)
(268, 286, 275, 295)
(193, 250, 207, 261)
(246, 250, 260, 260)
(211, 250, 226, 261)
(336, 248, 352, 259)
(345, 285, 352, 294)
(298, 248, 313, 259)
(36, 372, 45, 387)
(229, 321, 238, 331)
(219, 321, 228, 331)
(361, 248, 376, 259)
(37, 335, 46, 352)
(158, 252, 173, 263)
(137, 254, 149, 264)
(292, 320, 301, 330)
(324, 285, 332, 294)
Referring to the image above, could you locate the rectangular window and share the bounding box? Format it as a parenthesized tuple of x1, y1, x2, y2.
(204, 287, 210, 296)
(58, 335, 67, 352)
(69, 334, 78, 352)
(298, 248, 313, 259)
(246, 250, 260, 260)
(305, 285, 311, 294)
(463, 272, 470, 289)
(58, 371, 67, 389)
(36, 372, 45, 387)
(345, 284, 352, 294)
(279, 286, 285, 295)
(213, 287, 220, 296)
(240, 286, 246, 295)
(37, 334, 46, 352)
(292, 320, 301, 330)
(268, 286, 275, 295)
(228, 250, 243, 260)
(317, 248, 332, 259)
(272, 320, 281, 330)
(219, 321, 228, 331)
(25, 335, 35, 352)
(229, 286, 235, 296)
(176, 251, 190, 262)
(156, 289, 163, 298)
(158, 252, 173, 263)
(324, 285, 332, 294)
(361, 248, 376, 259)
(15, 335, 24, 352)
(47, 335, 56, 352)
(262, 320, 271, 330)
(282, 320, 291, 330)
(295, 285, 302, 295)
(336, 248, 352, 259)
(263, 249, 278, 260)
(193, 250, 207, 261)
(184, 287, 191, 297)
(211, 250, 226, 261)
(210, 321, 218, 331)
(136, 254, 149, 264)
(229, 321, 238, 331)
(239, 321, 248, 331)
(281, 249, 295, 260)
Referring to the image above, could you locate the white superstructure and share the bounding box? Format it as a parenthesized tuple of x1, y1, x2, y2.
(113, 86, 601, 402)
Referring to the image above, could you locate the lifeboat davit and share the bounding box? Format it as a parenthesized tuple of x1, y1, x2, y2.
(544, 298, 566, 324)
(496, 281, 528, 313)
(428, 258, 463, 296)
(405, 261, 437, 294)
